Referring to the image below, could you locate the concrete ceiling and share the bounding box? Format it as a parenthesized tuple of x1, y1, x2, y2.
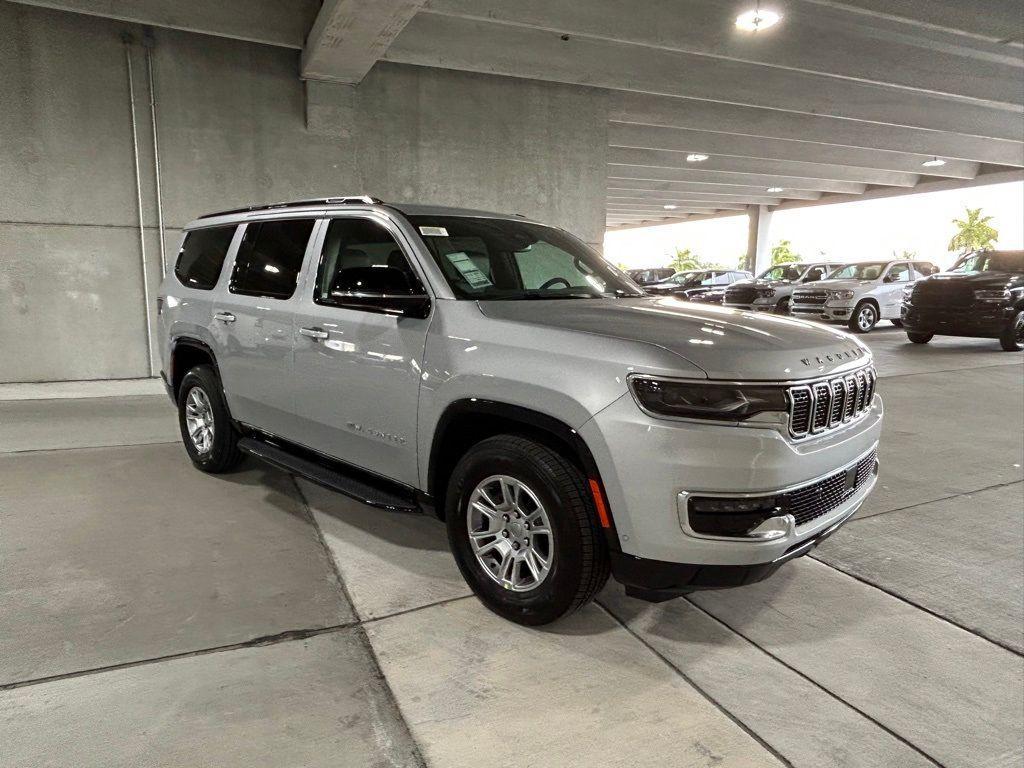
(19, 0, 1024, 229)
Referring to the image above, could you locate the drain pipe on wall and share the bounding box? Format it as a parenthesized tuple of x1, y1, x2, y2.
(122, 32, 156, 377)
(143, 28, 167, 279)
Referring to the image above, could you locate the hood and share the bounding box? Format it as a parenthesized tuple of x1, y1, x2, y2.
(926, 272, 1022, 288)
(795, 278, 871, 292)
(738, 278, 794, 288)
(477, 296, 870, 380)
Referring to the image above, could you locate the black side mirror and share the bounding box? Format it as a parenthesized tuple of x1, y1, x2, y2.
(329, 266, 431, 318)
(883, 275, 894, 283)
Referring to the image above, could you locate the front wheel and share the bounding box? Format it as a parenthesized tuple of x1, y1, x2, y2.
(891, 319, 904, 328)
(848, 301, 878, 333)
(907, 331, 933, 344)
(774, 296, 791, 315)
(177, 365, 243, 473)
(1000, 310, 1024, 352)
(445, 435, 610, 625)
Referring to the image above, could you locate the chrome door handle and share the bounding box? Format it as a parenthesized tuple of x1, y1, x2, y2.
(214, 312, 236, 323)
(299, 326, 329, 340)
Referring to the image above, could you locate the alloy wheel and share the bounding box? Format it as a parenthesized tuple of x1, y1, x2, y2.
(466, 475, 555, 592)
(857, 305, 876, 331)
(184, 386, 215, 455)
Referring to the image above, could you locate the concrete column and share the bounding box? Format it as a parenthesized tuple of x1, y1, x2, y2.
(304, 80, 356, 138)
(745, 204, 773, 274)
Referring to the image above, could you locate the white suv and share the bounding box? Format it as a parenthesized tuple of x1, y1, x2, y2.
(791, 259, 938, 333)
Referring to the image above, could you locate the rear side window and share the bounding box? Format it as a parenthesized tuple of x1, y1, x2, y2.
(230, 219, 316, 299)
(174, 226, 236, 290)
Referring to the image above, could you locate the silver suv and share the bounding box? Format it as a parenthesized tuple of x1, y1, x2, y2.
(158, 197, 882, 625)
(791, 259, 938, 333)
(724, 262, 841, 314)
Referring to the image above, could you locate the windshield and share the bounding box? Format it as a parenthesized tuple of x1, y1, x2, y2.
(951, 251, 1024, 274)
(409, 216, 644, 300)
(758, 264, 803, 281)
(828, 262, 888, 280)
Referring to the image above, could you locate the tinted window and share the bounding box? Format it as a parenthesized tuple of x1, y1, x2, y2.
(316, 218, 424, 307)
(230, 219, 316, 299)
(174, 226, 236, 290)
(887, 263, 912, 282)
(913, 262, 938, 278)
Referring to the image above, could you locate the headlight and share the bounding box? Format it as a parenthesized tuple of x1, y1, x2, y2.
(757, 288, 776, 298)
(828, 290, 855, 301)
(629, 377, 788, 421)
(974, 289, 1010, 303)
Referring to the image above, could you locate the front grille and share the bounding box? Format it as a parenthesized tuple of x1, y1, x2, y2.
(911, 281, 974, 308)
(783, 449, 878, 526)
(725, 286, 759, 304)
(787, 366, 875, 438)
(793, 291, 827, 306)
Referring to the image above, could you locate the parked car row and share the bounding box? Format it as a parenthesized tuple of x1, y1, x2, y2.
(633, 253, 1023, 350)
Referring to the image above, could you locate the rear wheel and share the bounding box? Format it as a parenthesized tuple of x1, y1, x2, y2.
(848, 301, 878, 333)
(445, 435, 610, 625)
(1000, 310, 1024, 352)
(907, 331, 933, 344)
(177, 365, 243, 473)
(774, 296, 790, 314)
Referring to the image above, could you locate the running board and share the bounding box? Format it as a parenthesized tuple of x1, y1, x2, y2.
(237, 436, 419, 513)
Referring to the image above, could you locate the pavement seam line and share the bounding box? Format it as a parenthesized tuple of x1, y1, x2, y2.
(1, 439, 179, 456)
(595, 599, 796, 768)
(854, 479, 1024, 522)
(290, 476, 429, 768)
(363, 594, 475, 625)
(0, 622, 357, 692)
(681, 598, 947, 768)
(807, 554, 1024, 658)
(877, 362, 1023, 380)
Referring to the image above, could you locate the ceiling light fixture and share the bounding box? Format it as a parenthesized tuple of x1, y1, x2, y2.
(736, 5, 782, 32)
(686, 153, 709, 163)
(766, 186, 784, 193)
(922, 156, 946, 168)
(663, 204, 678, 210)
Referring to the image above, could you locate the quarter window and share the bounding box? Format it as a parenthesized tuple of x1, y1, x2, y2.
(315, 218, 424, 307)
(174, 225, 236, 290)
(229, 219, 316, 299)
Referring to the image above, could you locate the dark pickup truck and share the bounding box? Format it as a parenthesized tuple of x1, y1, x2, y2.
(902, 250, 1024, 351)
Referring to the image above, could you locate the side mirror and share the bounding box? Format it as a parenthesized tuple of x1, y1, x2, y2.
(883, 275, 894, 283)
(329, 266, 431, 318)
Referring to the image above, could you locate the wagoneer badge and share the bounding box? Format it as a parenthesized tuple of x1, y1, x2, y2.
(800, 347, 864, 367)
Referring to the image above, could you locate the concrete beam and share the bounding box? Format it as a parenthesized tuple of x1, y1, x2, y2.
(607, 173, 823, 200)
(608, 147, 921, 187)
(608, 165, 866, 195)
(607, 184, 784, 206)
(302, 0, 426, 83)
(608, 197, 748, 211)
(607, 205, 738, 216)
(9, 0, 319, 48)
(801, 0, 1024, 43)
(386, 12, 1022, 140)
(424, 0, 1023, 106)
(609, 92, 1024, 167)
(609, 123, 982, 179)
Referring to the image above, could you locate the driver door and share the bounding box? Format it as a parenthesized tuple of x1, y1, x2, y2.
(881, 262, 912, 317)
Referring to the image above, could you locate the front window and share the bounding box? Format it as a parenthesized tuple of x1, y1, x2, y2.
(409, 216, 643, 300)
(951, 251, 1024, 274)
(828, 262, 888, 280)
(758, 264, 803, 281)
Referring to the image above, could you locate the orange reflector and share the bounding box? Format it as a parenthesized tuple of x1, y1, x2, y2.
(588, 478, 612, 529)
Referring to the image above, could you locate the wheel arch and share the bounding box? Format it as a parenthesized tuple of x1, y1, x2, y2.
(169, 336, 220, 401)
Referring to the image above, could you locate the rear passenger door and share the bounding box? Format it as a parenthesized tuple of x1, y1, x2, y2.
(211, 216, 318, 437)
(880, 262, 912, 318)
(290, 215, 431, 486)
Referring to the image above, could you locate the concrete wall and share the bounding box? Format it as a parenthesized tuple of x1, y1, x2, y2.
(0, 2, 607, 383)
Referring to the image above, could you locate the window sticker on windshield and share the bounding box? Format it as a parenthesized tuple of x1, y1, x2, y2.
(446, 251, 492, 288)
(419, 226, 449, 237)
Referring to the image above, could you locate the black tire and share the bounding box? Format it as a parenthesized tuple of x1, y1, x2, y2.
(445, 435, 610, 626)
(999, 310, 1024, 352)
(907, 331, 933, 344)
(774, 296, 791, 315)
(177, 365, 243, 473)
(847, 301, 878, 333)
(891, 319, 904, 328)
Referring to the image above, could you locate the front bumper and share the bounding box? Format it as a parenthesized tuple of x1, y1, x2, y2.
(579, 391, 883, 570)
(791, 302, 853, 322)
(723, 299, 776, 312)
(903, 304, 1012, 337)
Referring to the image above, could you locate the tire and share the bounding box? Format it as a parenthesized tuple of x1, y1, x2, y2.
(848, 301, 878, 333)
(177, 364, 243, 473)
(907, 331, 933, 344)
(445, 434, 610, 626)
(774, 296, 790, 315)
(999, 310, 1024, 352)
(891, 319, 904, 328)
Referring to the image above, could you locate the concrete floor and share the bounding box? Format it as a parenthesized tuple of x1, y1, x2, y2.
(1, 326, 1022, 767)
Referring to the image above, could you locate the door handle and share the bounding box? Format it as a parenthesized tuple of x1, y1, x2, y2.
(299, 326, 329, 340)
(214, 312, 236, 323)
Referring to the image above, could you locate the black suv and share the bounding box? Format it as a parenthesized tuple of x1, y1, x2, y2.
(902, 250, 1024, 351)
(627, 267, 675, 285)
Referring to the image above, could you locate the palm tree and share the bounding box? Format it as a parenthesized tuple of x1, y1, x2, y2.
(671, 248, 702, 272)
(949, 208, 998, 255)
(770, 239, 799, 266)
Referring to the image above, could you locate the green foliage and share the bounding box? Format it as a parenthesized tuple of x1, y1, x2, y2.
(671, 248, 703, 272)
(769, 239, 799, 266)
(948, 208, 998, 254)
(892, 249, 917, 260)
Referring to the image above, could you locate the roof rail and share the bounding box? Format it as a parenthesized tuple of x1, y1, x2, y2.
(197, 196, 383, 220)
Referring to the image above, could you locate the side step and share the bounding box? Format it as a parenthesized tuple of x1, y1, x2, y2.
(237, 436, 419, 513)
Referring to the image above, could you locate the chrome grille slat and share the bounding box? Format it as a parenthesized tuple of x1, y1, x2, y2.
(788, 366, 875, 439)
